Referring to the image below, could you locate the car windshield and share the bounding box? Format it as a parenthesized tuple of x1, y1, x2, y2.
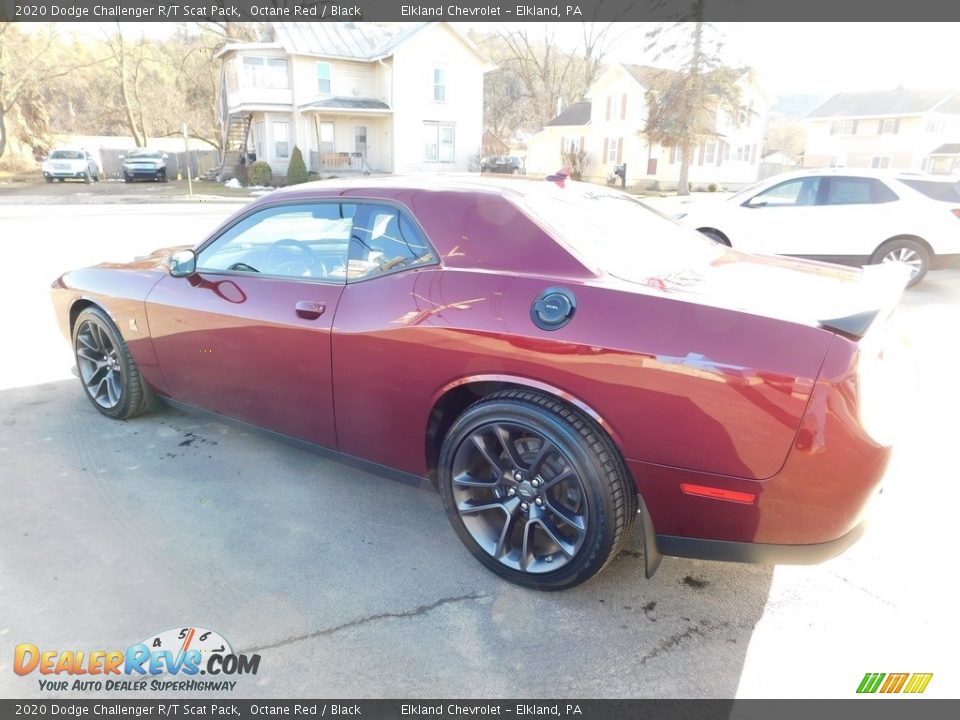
(523, 184, 725, 282)
(50, 150, 84, 160)
(897, 178, 960, 202)
(128, 150, 163, 158)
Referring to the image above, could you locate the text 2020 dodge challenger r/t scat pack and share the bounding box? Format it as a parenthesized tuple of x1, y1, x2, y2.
(51, 177, 909, 590)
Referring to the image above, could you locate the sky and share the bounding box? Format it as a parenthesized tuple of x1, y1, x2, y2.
(49, 21, 960, 100)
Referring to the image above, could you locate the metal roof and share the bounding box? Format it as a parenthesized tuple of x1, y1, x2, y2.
(272, 22, 413, 60)
(807, 89, 960, 118)
(930, 143, 960, 155)
(299, 97, 391, 110)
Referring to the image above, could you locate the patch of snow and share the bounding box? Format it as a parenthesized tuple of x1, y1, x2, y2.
(224, 178, 243, 189)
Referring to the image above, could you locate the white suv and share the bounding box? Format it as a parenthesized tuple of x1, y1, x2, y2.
(41, 148, 101, 184)
(676, 170, 960, 286)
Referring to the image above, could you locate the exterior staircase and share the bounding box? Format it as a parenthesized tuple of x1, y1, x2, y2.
(217, 114, 252, 181)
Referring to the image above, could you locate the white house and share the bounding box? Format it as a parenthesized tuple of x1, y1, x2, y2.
(216, 22, 492, 178)
(802, 88, 960, 173)
(525, 63, 768, 189)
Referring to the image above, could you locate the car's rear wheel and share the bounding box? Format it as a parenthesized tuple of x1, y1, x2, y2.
(72, 307, 151, 420)
(698, 228, 731, 246)
(872, 237, 930, 287)
(438, 390, 636, 590)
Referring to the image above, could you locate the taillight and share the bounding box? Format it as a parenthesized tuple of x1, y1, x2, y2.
(951, 209, 960, 219)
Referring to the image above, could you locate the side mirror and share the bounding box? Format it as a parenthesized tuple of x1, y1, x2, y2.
(168, 249, 197, 278)
(745, 197, 767, 208)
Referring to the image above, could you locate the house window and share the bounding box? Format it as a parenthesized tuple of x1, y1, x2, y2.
(604, 137, 621, 163)
(433, 67, 446, 102)
(561, 136, 584, 153)
(722, 143, 731, 162)
(605, 96, 613, 121)
(424, 122, 455, 162)
(241, 57, 288, 89)
(828, 155, 846, 168)
(318, 122, 334, 154)
(879, 118, 899, 134)
(871, 156, 892, 169)
(317, 62, 332, 95)
(830, 120, 858, 135)
(704, 142, 717, 164)
(273, 122, 290, 159)
(620, 94, 627, 120)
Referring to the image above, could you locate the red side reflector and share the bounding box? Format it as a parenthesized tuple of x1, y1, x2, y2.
(680, 483, 756, 505)
(951, 209, 960, 220)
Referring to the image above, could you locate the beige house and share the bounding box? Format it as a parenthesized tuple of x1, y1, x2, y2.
(216, 22, 492, 179)
(525, 63, 768, 189)
(802, 88, 960, 173)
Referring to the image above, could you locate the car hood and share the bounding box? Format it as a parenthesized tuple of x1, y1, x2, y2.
(609, 248, 910, 338)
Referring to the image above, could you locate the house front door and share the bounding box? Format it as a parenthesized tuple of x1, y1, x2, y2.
(354, 125, 368, 159)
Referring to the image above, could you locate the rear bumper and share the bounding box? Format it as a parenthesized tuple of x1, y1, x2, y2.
(655, 522, 865, 565)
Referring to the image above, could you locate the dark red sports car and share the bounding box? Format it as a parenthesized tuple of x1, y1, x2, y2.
(51, 177, 908, 590)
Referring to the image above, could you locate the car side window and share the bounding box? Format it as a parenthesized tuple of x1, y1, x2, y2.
(824, 177, 898, 205)
(747, 177, 820, 207)
(197, 203, 353, 283)
(346, 204, 435, 281)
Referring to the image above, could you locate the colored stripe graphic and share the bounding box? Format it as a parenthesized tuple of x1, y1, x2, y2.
(903, 673, 933, 694)
(857, 673, 885, 693)
(857, 672, 932, 694)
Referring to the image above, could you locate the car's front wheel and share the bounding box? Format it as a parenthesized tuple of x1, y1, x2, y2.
(72, 307, 152, 420)
(872, 237, 930, 287)
(83, 170, 92, 184)
(438, 390, 636, 590)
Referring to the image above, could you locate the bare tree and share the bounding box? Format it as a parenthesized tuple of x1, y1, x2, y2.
(643, 2, 748, 195)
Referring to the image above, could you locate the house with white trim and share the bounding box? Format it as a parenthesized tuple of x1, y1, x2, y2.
(524, 63, 768, 189)
(216, 22, 492, 179)
(802, 88, 960, 173)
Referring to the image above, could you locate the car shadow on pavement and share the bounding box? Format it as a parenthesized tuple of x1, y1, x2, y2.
(0, 379, 772, 699)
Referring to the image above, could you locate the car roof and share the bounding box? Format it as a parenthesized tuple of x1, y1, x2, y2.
(763, 168, 958, 183)
(265, 173, 571, 202)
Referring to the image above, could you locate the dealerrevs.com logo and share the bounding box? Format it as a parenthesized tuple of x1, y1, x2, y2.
(14, 627, 260, 692)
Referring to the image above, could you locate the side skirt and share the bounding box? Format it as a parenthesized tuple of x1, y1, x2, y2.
(159, 396, 435, 492)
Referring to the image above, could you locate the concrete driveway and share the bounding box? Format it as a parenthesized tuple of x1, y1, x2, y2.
(0, 202, 957, 699)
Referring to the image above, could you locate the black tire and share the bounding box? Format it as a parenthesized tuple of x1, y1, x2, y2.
(72, 306, 152, 420)
(871, 238, 930, 288)
(438, 389, 636, 590)
(698, 228, 731, 246)
(57, 178, 64, 183)
(45, 177, 54, 183)
(83, 170, 91, 184)
(160, 171, 168, 183)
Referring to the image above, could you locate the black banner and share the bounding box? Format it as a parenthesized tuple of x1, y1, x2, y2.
(3, 0, 960, 22)
(1, 700, 959, 720)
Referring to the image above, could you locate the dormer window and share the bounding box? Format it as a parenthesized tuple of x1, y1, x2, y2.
(317, 62, 332, 95)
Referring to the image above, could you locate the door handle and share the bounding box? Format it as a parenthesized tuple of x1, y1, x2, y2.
(295, 301, 326, 320)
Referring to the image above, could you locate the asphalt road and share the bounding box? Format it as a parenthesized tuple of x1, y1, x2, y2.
(1, 201, 958, 699)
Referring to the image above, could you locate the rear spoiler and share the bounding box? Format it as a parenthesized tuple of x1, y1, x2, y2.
(818, 263, 911, 340)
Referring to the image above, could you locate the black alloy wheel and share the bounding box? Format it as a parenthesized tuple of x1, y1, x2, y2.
(72, 307, 151, 420)
(439, 390, 636, 590)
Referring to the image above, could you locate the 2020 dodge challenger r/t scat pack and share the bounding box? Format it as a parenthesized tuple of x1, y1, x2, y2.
(51, 177, 908, 590)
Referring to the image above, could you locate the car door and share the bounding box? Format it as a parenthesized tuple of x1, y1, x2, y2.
(327, 201, 439, 469)
(726, 176, 823, 255)
(145, 202, 352, 449)
(785, 176, 901, 262)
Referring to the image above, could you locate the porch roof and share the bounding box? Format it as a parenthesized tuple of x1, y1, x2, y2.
(298, 97, 392, 114)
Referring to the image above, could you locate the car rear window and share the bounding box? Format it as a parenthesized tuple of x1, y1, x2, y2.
(897, 178, 960, 202)
(523, 185, 724, 283)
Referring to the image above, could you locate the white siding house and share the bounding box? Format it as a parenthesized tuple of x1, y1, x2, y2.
(525, 63, 768, 190)
(802, 89, 960, 173)
(216, 22, 491, 179)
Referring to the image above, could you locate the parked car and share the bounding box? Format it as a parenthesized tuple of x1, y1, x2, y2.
(676, 170, 960, 286)
(41, 148, 100, 183)
(482, 155, 525, 174)
(122, 149, 169, 183)
(50, 177, 909, 590)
